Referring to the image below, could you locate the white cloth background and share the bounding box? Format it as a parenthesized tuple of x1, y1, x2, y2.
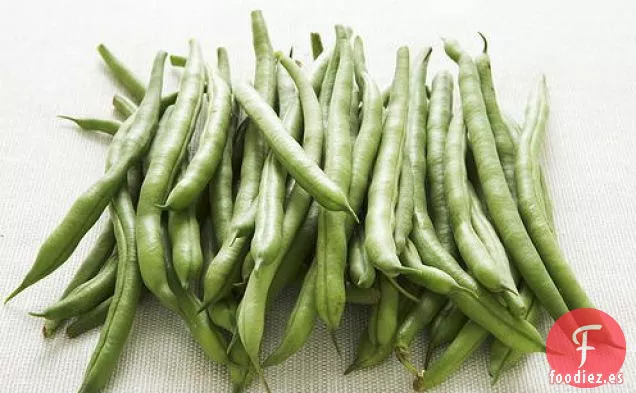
(0, 0, 634, 392)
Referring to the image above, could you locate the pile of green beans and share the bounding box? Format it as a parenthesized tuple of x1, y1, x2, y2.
(6, 11, 593, 392)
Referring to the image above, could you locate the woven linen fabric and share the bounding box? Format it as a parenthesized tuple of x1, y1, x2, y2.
(0, 0, 634, 392)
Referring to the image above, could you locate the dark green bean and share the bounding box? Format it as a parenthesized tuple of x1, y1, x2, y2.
(310, 32, 324, 59)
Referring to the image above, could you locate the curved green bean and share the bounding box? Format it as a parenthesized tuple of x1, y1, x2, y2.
(164, 66, 233, 210)
(6, 51, 166, 303)
(515, 77, 592, 310)
(42, 223, 115, 337)
(58, 116, 122, 136)
(31, 254, 117, 321)
(475, 34, 517, 199)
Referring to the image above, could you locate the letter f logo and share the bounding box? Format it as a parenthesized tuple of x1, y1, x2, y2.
(572, 324, 602, 368)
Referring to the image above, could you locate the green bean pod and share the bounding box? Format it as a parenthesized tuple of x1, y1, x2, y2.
(97, 44, 146, 103)
(230, 10, 277, 236)
(426, 302, 467, 359)
(202, 235, 250, 307)
(348, 227, 376, 289)
(365, 47, 410, 277)
(65, 297, 112, 338)
(376, 275, 400, 346)
(409, 214, 544, 352)
(444, 37, 569, 319)
(416, 320, 489, 391)
(345, 282, 396, 374)
(475, 34, 518, 200)
(208, 296, 238, 333)
(251, 90, 302, 269)
(395, 290, 445, 374)
(168, 190, 203, 289)
(346, 286, 381, 305)
(58, 116, 122, 135)
(208, 48, 235, 247)
(233, 81, 357, 219)
(263, 263, 318, 367)
(315, 28, 354, 330)
(42, 223, 115, 337)
(426, 71, 456, 255)
(515, 77, 593, 310)
(393, 154, 414, 253)
(97, 44, 176, 111)
(277, 61, 297, 116)
(6, 51, 166, 303)
(112, 94, 137, 118)
(348, 36, 383, 219)
(445, 108, 518, 294)
(489, 285, 542, 384)
(136, 41, 203, 312)
(405, 49, 431, 225)
(31, 254, 117, 321)
(236, 51, 328, 369)
(78, 187, 141, 393)
(164, 66, 233, 210)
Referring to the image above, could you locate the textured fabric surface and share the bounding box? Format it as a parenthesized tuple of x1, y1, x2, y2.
(0, 0, 634, 392)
